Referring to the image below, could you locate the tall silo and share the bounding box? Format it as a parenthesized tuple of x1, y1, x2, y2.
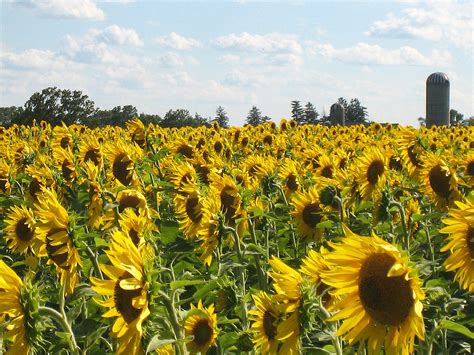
(426, 72, 450, 127)
(330, 103, 345, 126)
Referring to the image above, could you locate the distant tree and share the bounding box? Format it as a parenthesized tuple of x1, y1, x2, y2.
(337, 97, 369, 125)
(215, 106, 229, 128)
(194, 112, 211, 127)
(138, 112, 161, 126)
(450, 109, 464, 126)
(246, 106, 264, 126)
(261, 115, 271, 124)
(291, 100, 304, 125)
(91, 105, 138, 127)
(466, 116, 474, 126)
(159, 109, 209, 128)
(15, 87, 97, 126)
(304, 102, 319, 124)
(418, 117, 426, 127)
(0, 106, 21, 126)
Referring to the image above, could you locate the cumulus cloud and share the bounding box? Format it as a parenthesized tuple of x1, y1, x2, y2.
(222, 70, 265, 87)
(213, 32, 302, 54)
(367, 0, 473, 51)
(308, 42, 452, 66)
(12, 0, 105, 20)
(155, 32, 202, 50)
(90, 25, 143, 46)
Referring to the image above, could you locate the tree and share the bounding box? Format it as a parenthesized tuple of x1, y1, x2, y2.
(0, 106, 21, 127)
(418, 117, 426, 127)
(138, 112, 161, 126)
(91, 105, 138, 127)
(291, 100, 304, 125)
(337, 97, 369, 125)
(246, 106, 263, 126)
(450, 109, 464, 126)
(304, 102, 319, 124)
(15, 87, 97, 126)
(215, 106, 229, 128)
(160, 109, 209, 128)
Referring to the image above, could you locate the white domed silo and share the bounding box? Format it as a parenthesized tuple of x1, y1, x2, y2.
(426, 72, 450, 127)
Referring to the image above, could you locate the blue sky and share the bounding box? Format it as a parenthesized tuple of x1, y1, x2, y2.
(1, 0, 472, 126)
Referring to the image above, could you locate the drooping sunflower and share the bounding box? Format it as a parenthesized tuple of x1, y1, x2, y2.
(249, 291, 281, 354)
(4, 205, 44, 256)
(104, 141, 141, 188)
(79, 136, 103, 166)
(0, 260, 31, 354)
(291, 186, 327, 241)
(440, 199, 474, 292)
(268, 257, 301, 354)
(184, 300, 218, 354)
(127, 119, 147, 148)
(90, 230, 150, 354)
(197, 196, 222, 266)
(354, 147, 388, 201)
(321, 225, 425, 354)
(419, 153, 460, 208)
(35, 188, 82, 296)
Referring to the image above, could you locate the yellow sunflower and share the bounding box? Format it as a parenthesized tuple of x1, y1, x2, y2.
(321, 225, 425, 354)
(0, 160, 11, 194)
(82, 161, 103, 229)
(35, 188, 82, 296)
(4, 205, 44, 256)
(127, 119, 147, 148)
(104, 141, 141, 188)
(53, 147, 77, 183)
(277, 159, 301, 196)
(458, 151, 474, 186)
(440, 199, 474, 292)
(52, 124, 73, 151)
(249, 291, 281, 354)
(0, 260, 31, 354)
(90, 230, 150, 354)
(197, 196, 222, 266)
(184, 300, 218, 354)
(398, 129, 424, 177)
(354, 147, 388, 201)
(174, 182, 206, 239)
(419, 153, 460, 208)
(79, 136, 103, 166)
(291, 187, 327, 241)
(169, 162, 198, 193)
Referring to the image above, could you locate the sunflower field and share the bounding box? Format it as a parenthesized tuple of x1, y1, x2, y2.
(0, 119, 473, 355)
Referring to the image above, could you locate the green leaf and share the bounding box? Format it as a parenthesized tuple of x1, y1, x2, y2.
(245, 243, 267, 256)
(439, 320, 474, 339)
(315, 220, 334, 229)
(193, 279, 220, 301)
(170, 279, 205, 291)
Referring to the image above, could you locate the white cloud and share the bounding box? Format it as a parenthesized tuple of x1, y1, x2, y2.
(13, 0, 105, 20)
(155, 32, 202, 50)
(213, 32, 302, 54)
(367, 0, 473, 52)
(222, 70, 265, 87)
(154, 52, 198, 67)
(90, 25, 143, 46)
(308, 42, 452, 66)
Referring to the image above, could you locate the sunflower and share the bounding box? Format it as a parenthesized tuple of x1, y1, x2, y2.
(321, 225, 425, 354)
(249, 291, 281, 354)
(0, 260, 31, 354)
(242, 155, 275, 190)
(440, 199, 474, 292)
(268, 257, 301, 354)
(103, 189, 152, 229)
(4, 205, 44, 256)
(197, 196, 222, 266)
(0, 160, 11, 194)
(277, 159, 301, 196)
(35, 188, 82, 296)
(458, 151, 474, 186)
(104, 141, 141, 188)
(291, 187, 327, 241)
(184, 300, 218, 354)
(174, 182, 206, 239)
(419, 153, 460, 208)
(53, 147, 77, 183)
(90, 230, 150, 354)
(79, 136, 102, 166)
(316, 153, 337, 180)
(398, 129, 424, 177)
(127, 119, 147, 148)
(118, 209, 151, 248)
(52, 125, 73, 151)
(169, 162, 197, 193)
(173, 137, 194, 159)
(354, 147, 388, 201)
(83, 161, 103, 229)
(26, 164, 55, 202)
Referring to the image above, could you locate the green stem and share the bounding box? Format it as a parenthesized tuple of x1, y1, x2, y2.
(159, 291, 186, 355)
(390, 201, 409, 250)
(38, 306, 79, 354)
(249, 219, 266, 290)
(83, 244, 103, 278)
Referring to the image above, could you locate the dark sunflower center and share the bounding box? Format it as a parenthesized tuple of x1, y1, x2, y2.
(359, 253, 413, 326)
(407, 146, 421, 167)
(186, 195, 203, 223)
(428, 165, 451, 198)
(366, 160, 384, 185)
(129, 228, 140, 247)
(114, 279, 143, 323)
(15, 217, 34, 242)
(46, 229, 70, 270)
(220, 186, 238, 222)
(177, 145, 193, 158)
(62, 160, 75, 181)
(302, 203, 322, 228)
(321, 166, 333, 179)
(262, 311, 277, 340)
(467, 161, 474, 176)
(60, 136, 71, 149)
(466, 226, 474, 259)
(389, 156, 403, 171)
(286, 174, 298, 192)
(113, 153, 133, 186)
(29, 178, 42, 201)
(195, 165, 210, 185)
(248, 164, 262, 177)
(214, 141, 223, 153)
(193, 319, 213, 346)
(339, 158, 347, 170)
(0, 178, 7, 192)
(84, 148, 101, 165)
(119, 195, 142, 213)
(263, 135, 272, 145)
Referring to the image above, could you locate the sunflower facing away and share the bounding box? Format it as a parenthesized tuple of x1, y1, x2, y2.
(440, 199, 474, 292)
(184, 300, 218, 354)
(90, 230, 150, 354)
(321, 225, 425, 354)
(249, 291, 281, 354)
(35, 188, 82, 296)
(4, 205, 44, 256)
